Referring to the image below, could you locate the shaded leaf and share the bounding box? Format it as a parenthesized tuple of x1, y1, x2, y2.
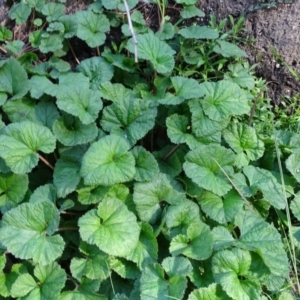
(131, 146, 159, 182)
(52, 115, 98, 147)
(0, 121, 56, 174)
(170, 222, 213, 260)
(0, 57, 30, 101)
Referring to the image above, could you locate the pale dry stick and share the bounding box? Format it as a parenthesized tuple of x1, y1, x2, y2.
(67, 40, 80, 65)
(123, 0, 138, 62)
(39, 154, 54, 170)
(210, 156, 255, 213)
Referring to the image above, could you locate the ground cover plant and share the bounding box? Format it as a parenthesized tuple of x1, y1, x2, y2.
(0, 0, 300, 299)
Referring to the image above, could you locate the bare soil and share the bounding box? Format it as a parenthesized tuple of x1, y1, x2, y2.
(197, 0, 300, 104)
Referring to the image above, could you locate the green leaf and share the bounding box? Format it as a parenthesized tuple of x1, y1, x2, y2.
(140, 263, 168, 300)
(77, 57, 114, 90)
(77, 184, 111, 205)
(4, 40, 24, 56)
(212, 226, 235, 251)
(52, 115, 98, 146)
(29, 75, 57, 98)
(76, 11, 110, 47)
(133, 173, 186, 223)
(291, 193, 300, 221)
(39, 32, 64, 53)
(140, 261, 188, 300)
(102, 0, 138, 11)
(212, 248, 261, 300)
(223, 123, 264, 168)
(127, 32, 175, 74)
(81, 135, 135, 186)
(29, 184, 57, 204)
(0, 26, 12, 41)
(41, 2, 64, 22)
(200, 80, 250, 121)
(70, 242, 110, 281)
(155, 23, 175, 40)
(166, 114, 200, 147)
(286, 152, 300, 183)
(79, 197, 140, 257)
(153, 145, 188, 177)
(0, 57, 30, 101)
(26, 0, 45, 10)
(3, 99, 60, 129)
(188, 283, 231, 300)
(131, 146, 159, 182)
(165, 199, 202, 236)
(126, 222, 158, 269)
(178, 26, 219, 39)
(9, 2, 31, 24)
(235, 211, 289, 279)
(0, 201, 65, 265)
(198, 190, 244, 224)
(0, 121, 56, 174)
(0, 262, 28, 297)
(243, 165, 286, 209)
(169, 222, 213, 260)
(53, 147, 83, 198)
(59, 72, 90, 89)
(159, 76, 204, 105)
(109, 257, 139, 279)
(0, 173, 28, 208)
(188, 99, 229, 137)
(183, 144, 235, 196)
(57, 85, 102, 125)
(180, 5, 205, 18)
(162, 256, 192, 277)
(99, 82, 137, 102)
(58, 14, 78, 38)
(213, 40, 248, 58)
(224, 63, 255, 89)
(100, 98, 157, 146)
(11, 262, 66, 299)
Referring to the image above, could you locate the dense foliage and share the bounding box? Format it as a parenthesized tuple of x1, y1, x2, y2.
(0, 0, 299, 299)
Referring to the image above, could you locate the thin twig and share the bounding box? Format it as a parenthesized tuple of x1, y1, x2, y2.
(210, 156, 255, 213)
(56, 227, 78, 232)
(96, 46, 100, 56)
(0, 46, 7, 54)
(68, 40, 80, 65)
(123, 0, 138, 62)
(163, 144, 180, 161)
(39, 154, 54, 170)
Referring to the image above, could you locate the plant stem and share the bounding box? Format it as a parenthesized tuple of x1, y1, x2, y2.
(210, 156, 255, 213)
(96, 46, 100, 56)
(68, 41, 80, 64)
(39, 154, 54, 170)
(56, 227, 78, 232)
(60, 211, 80, 216)
(163, 144, 180, 161)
